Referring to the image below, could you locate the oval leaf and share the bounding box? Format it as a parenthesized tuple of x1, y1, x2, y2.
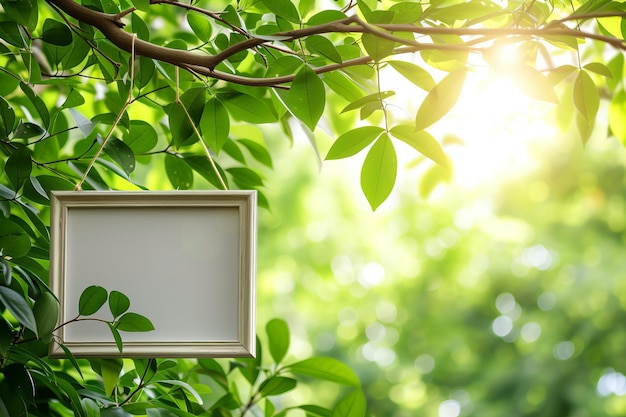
(415, 68, 467, 131)
(288, 66, 325, 131)
(266, 318, 290, 364)
(165, 154, 194, 190)
(387, 60, 435, 91)
(33, 291, 59, 340)
(259, 376, 297, 397)
(41, 19, 72, 46)
(360, 133, 397, 211)
(326, 126, 384, 160)
(331, 389, 366, 417)
(187, 13, 212, 42)
(390, 125, 451, 169)
(573, 69, 599, 121)
(200, 98, 230, 153)
(108, 290, 130, 318)
(0, 219, 31, 258)
(104, 137, 136, 175)
(0, 286, 38, 336)
(78, 285, 108, 316)
(116, 312, 155, 332)
(5, 146, 32, 192)
(287, 357, 361, 386)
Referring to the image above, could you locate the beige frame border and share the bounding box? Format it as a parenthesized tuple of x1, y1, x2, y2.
(49, 190, 256, 358)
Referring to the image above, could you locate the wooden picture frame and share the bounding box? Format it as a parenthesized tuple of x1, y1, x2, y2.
(49, 190, 256, 358)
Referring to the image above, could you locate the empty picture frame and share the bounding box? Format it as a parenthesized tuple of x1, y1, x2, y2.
(49, 190, 256, 358)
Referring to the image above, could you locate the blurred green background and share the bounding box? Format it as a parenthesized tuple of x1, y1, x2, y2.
(254, 99, 626, 417)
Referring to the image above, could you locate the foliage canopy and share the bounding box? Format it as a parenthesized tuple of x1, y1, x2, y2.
(1, 0, 626, 415)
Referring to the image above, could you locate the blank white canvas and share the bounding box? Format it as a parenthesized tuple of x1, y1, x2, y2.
(63, 206, 240, 343)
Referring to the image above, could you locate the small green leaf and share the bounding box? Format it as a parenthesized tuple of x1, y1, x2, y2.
(165, 154, 194, 190)
(341, 91, 394, 113)
(125, 120, 158, 154)
(5, 146, 32, 192)
(266, 318, 290, 364)
(419, 164, 452, 199)
(0, 22, 27, 48)
(60, 89, 86, 110)
(2, 0, 37, 31)
(0, 319, 15, 356)
(227, 167, 264, 188)
(287, 357, 361, 386)
(200, 98, 230, 153)
(132, 0, 150, 12)
(361, 33, 395, 62)
(415, 68, 467, 131)
(325, 126, 384, 160)
(59, 344, 84, 380)
(221, 93, 278, 124)
(104, 137, 136, 175)
(1, 259, 11, 286)
(41, 19, 72, 46)
(0, 219, 31, 258)
(260, 0, 300, 23)
(108, 323, 123, 353)
(3, 364, 35, 404)
(108, 290, 130, 318)
(238, 139, 273, 168)
(288, 66, 325, 131)
(116, 312, 155, 332)
(187, 13, 212, 42)
(305, 35, 342, 63)
(331, 390, 366, 417)
(573, 69, 599, 121)
(583, 62, 613, 78)
(0, 97, 15, 139)
(33, 291, 58, 341)
(259, 376, 297, 397)
(387, 60, 435, 91)
(100, 359, 123, 397)
(360, 133, 397, 211)
(20, 82, 50, 128)
(390, 125, 451, 169)
(78, 285, 108, 316)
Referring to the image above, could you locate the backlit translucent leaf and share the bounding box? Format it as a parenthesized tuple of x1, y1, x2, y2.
(341, 91, 394, 113)
(266, 318, 290, 364)
(99, 359, 123, 397)
(305, 35, 342, 63)
(360, 134, 397, 210)
(322, 72, 364, 103)
(165, 154, 194, 190)
(415, 68, 467, 131)
(222, 93, 278, 124)
(326, 126, 383, 160)
(261, 0, 300, 23)
(419, 164, 452, 199)
(78, 285, 108, 316)
(116, 312, 155, 332)
(288, 66, 325, 131)
(511, 66, 559, 104)
(200, 98, 230, 153)
(0, 286, 37, 336)
(187, 13, 212, 42)
(387, 61, 435, 91)
(361, 33, 394, 62)
(573, 70, 599, 121)
(288, 357, 361, 386)
(583, 62, 613, 78)
(390, 125, 450, 169)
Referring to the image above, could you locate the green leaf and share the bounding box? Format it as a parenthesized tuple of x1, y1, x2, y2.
(108, 322, 123, 353)
(200, 98, 230, 153)
(387, 60, 435, 91)
(182, 155, 229, 189)
(0, 97, 15, 140)
(260, 0, 300, 23)
(1, 260, 10, 286)
(266, 318, 290, 364)
(415, 68, 467, 131)
(609, 89, 626, 144)
(390, 125, 451, 169)
(59, 344, 84, 380)
(288, 66, 325, 131)
(125, 120, 158, 154)
(0, 319, 15, 356)
(573, 70, 599, 121)
(3, 363, 35, 404)
(116, 312, 155, 332)
(419, 164, 452, 199)
(0, 219, 31, 258)
(326, 126, 384, 160)
(287, 357, 361, 386)
(0, 22, 27, 48)
(2, 0, 38, 31)
(305, 35, 342, 63)
(102, 406, 133, 417)
(341, 91, 394, 113)
(322, 72, 364, 103)
(153, 379, 203, 404)
(20, 82, 50, 128)
(5, 146, 32, 192)
(222, 93, 278, 124)
(331, 390, 366, 417)
(100, 359, 123, 397)
(108, 290, 130, 318)
(227, 167, 264, 188)
(41, 19, 72, 46)
(360, 133, 397, 211)
(0, 286, 37, 336)
(238, 139, 273, 168)
(583, 62, 613, 78)
(78, 285, 108, 316)
(165, 154, 194, 190)
(33, 291, 58, 341)
(259, 376, 297, 397)
(60, 89, 86, 110)
(104, 137, 136, 175)
(13, 122, 45, 139)
(187, 13, 212, 42)
(132, 0, 150, 12)
(361, 33, 395, 62)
